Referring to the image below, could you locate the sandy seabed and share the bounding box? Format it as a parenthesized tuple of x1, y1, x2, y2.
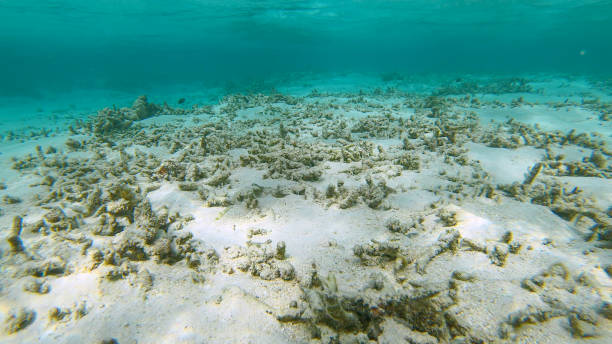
(0, 74, 611, 343)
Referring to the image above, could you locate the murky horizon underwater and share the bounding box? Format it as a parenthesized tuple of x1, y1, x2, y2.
(1, 0, 612, 97)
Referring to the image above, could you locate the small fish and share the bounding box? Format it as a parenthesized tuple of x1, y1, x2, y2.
(178, 98, 186, 104)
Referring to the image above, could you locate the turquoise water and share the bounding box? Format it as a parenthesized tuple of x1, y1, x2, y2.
(1, 3, 612, 343)
(1, 1, 611, 96)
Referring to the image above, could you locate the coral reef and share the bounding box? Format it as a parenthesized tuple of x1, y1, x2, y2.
(434, 77, 533, 95)
(222, 238, 295, 281)
(4, 308, 35, 334)
(1, 77, 610, 343)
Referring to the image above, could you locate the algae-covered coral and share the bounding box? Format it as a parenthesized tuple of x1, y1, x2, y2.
(1, 75, 611, 343)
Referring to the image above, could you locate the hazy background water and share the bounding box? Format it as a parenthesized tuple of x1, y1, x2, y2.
(1, 0, 611, 96)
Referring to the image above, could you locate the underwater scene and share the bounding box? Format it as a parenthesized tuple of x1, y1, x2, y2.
(1, 1, 612, 343)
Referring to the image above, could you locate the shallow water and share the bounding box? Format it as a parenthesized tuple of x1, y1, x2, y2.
(1, 1, 612, 96)
(0, 2, 611, 344)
